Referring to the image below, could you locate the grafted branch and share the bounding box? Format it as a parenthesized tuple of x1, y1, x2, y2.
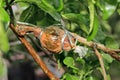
(15, 22, 120, 62)
(10, 22, 120, 80)
(10, 24, 59, 80)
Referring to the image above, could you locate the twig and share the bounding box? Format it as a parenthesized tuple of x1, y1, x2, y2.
(72, 33, 120, 62)
(10, 24, 59, 80)
(14, 22, 120, 62)
(93, 43, 107, 80)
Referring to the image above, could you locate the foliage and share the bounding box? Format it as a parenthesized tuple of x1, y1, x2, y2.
(0, 0, 10, 52)
(0, 0, 120, 80)
(0, 0, 10, 77)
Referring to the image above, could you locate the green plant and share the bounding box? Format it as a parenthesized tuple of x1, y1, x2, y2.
(0, 0, 120, 80)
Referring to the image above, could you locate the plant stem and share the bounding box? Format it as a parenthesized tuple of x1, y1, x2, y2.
(10, 24, 59, 80)
(93, 44, 107, 80)
(72, 33, 120, 62)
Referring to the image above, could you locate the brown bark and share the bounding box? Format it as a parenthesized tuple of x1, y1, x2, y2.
(10, 24, 59, 80)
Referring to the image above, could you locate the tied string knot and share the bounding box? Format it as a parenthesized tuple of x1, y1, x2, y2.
(37, 26, 77, 53)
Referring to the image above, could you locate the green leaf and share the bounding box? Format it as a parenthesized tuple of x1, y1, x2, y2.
(36, 17, 49, 26)
(103, 6, 116, 20)
(0, 7, 10, 28)
(105, 0, 117, 5)
(80, 24, 89, 35)
(57, 59, 62, 70)
(56, 0, 64, 11)
(0, 60, 4, 76)
(117, 3, 120, 15)
(16, 0, 61, 21)
(102, 1, 117, 20)
(0, 22, 9, 52)
(63, 57, 77, 69)
(20, 5, 35, 22)
(117, 8, 120, 14)
(62, 13, 85, 24)
(0, 0, 5, 7)
(87, 16, 99, 41)
(63, 57, 74, 67)
(76, 57, 85, 65)
(0, 52, 7, 76)
(88, 0, 94, 34)
(64, 73, 79, 80)
(102, 53, 113, 64)
(20, 5, 53, 26)
(105, 37, 119, 49)
(86, 76, 95, 80)
(106, 74, 111, 80)
(87, 0, 99, 41)
(96, 0, 117, 20)
(0, 7, 10, 52)
(95, 27, 107, 42)
(62, 13, 88, 34)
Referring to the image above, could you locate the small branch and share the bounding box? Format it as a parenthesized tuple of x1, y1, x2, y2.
(7, 0, 58, 79)
(72, 33, 120, 62)
(14, 22, 120, 62)
(10, 24, 59, 80)
(93, 44, 107, 80)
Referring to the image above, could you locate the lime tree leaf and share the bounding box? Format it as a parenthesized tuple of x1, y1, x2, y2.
(106, 74, 111, 80)
(63, 57, 74, 67)
(87, 16, 99, 41)
(62, 13, 88, 34)
(0, 7, 10, 29)
(0, 60, 4, 76)
(117, 8, 120, 14)
(16, 0, 61, 21)
(87, 0, 99, 41)
(20, 5, 35, 22)
(64, 73, 79, 80)
(87, 0, 94, 34)
(0, 8, 10, 22)
(62, 13, 85, 23)
(0, 7, 10, 52)
(56, 0, 64, 11)
(63, 57, 77, 69)
(102, 53, 113, 64)
(0, 0, 5, 7)
(95, 27, 107, 42)
(86, 76, 97, 80)
(76, 57, 85, 65)
(20, 5, 51, 26)
(0, 22, 9, 52)
(105, 0, 117, 5)
(105, 37, 119, 49)
(117, 3, 120, 15)
(102, 5, 116, 20)
(0, 52, 7, 76)
(95, 0, 117, 20)
(102, 52, 113, 70)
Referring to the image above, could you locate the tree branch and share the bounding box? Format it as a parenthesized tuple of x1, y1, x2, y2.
(72, 33, 120, 62)
(10, 21, 120, 80)
(15, 22, 120, 62)
(93, 43, 107, 80)
(9, 24, 59, 80)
